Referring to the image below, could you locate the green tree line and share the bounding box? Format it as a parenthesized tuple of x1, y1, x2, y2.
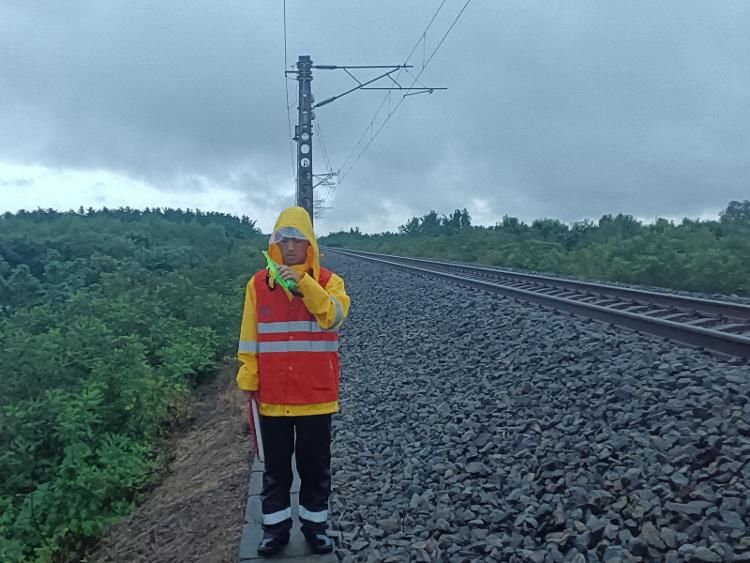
(0, 207, 264, 562)
(321, 201, 750, 296)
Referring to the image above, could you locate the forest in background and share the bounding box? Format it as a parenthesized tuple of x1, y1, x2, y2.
(0, 208, 265, 562)
(321, 200, 750, 297)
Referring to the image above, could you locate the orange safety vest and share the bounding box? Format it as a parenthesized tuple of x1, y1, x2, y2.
(254, 267, 340, 405)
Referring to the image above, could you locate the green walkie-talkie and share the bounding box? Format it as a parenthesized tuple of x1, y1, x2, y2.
(262, 250, 299, 293)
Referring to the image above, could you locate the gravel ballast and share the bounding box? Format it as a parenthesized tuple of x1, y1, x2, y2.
(325, 253, 750, 563)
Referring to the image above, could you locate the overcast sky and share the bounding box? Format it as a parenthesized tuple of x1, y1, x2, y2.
(1, 1, 748, 233)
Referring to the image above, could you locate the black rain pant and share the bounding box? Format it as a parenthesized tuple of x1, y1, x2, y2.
(259, 413, 332, 538)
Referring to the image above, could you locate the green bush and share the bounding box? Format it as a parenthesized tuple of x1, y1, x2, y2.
(0, 207, 265, 562)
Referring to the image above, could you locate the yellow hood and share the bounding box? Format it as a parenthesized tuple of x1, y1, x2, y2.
(268, 206, 320, 281)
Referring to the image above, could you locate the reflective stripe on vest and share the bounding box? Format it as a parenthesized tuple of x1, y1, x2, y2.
(258, 320, 337, 334)
(259, 340, 338, 353)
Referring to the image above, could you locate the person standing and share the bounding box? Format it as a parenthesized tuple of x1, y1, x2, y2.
(237, 206, 350, 556)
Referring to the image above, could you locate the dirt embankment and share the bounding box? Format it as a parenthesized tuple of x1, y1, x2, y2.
(88, 366, 252, 563)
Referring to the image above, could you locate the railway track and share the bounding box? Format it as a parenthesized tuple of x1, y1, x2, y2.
(327, 248, 750, 360)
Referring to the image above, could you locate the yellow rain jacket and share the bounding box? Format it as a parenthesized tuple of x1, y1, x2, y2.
(236, 206, 351, 416)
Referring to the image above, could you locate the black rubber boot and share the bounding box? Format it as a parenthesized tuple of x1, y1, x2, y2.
(257, 532, 289, 556)
(304, 531, 334, 554)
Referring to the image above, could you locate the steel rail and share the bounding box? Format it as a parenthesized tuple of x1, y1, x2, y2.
(328, 248, 750, 360)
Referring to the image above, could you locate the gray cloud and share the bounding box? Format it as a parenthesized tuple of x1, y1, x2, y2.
(0, 178, 33, 188)
(1, 0, 749, 232)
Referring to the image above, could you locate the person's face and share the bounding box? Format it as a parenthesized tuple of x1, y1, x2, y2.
(279, 238, 310, 265)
